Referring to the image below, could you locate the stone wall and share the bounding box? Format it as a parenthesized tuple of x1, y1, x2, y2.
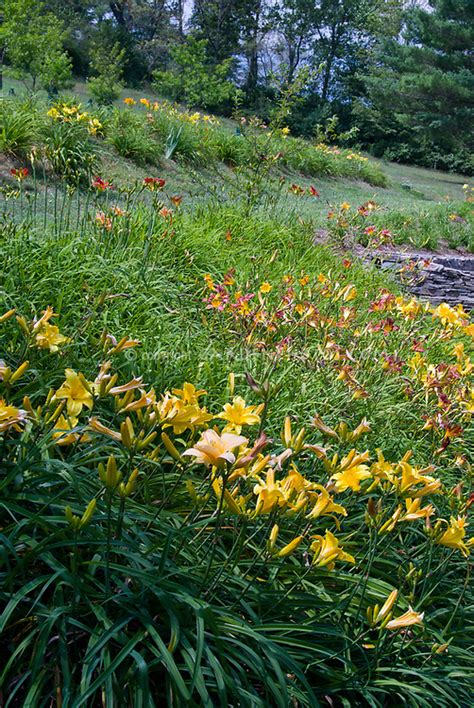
(370, 253, 474, 309)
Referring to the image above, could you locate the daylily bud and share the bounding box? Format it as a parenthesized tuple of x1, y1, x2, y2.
(10, 360, 29, 383)
(16, 315, 30, 336)
(245, 372, 261, 394)
(277, 535, 304, 557)
(119, 469, 139, 498)
(137, 431, 157, 451)
(65, 505, 80, 530)
(268, 524, 279, 550)
(293, 427, 306, 453)
(101, 373, 118, 396)
(374, 589, 398, 624)
(211, 478, 243, 515)
(337, 421, 349, 441)
(46, 401, 66, 424)
(65, 499, 96, 531)
(120, 417, 135, 449)
(99, 456, 122, 491)
(186, 479, 198, 502)
(379, 506, 401, 534)
(432, 642, 449, 654)
(22, 395, 39, 420)
(313, 414, 338, 439)
(367, 497, 378, 519)
(161, 432, 182, 461)
(283, 416, 292, 447)
(0, 308, 16, 323)
(80, 499, 97, 527)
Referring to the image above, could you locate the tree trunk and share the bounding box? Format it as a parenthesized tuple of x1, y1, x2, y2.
(109, 1, 131, 29)
(175, 0, 184, 38)
(244, 1, 261, 96)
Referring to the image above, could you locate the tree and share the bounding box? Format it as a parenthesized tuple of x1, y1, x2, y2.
(152, 36, 236, 111)
(356, 0, 474, 172)
(191, 0, 242, 65)
(0, 0, 72, 91)
(87, 39, 126, 104)
(269, 0, 316, 84)
(306, 0, 401, 105)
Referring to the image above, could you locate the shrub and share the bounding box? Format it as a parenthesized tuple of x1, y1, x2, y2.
(87, 42, 125, 106)
(152, 37, 236, 113)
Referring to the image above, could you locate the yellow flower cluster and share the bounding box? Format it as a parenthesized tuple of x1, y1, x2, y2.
(47, 103, 103, 135)
(315, 143, 368, 162)
(124, 97, 220, 126)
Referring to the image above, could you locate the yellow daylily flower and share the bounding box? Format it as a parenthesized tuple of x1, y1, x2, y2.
(157, 394, 213, 434)
(32, 306, 57, 332)
(183, 429, 247, 468)
(395, 296, 423, 319)
(253, 468, 288, 514)
(437, 516, 471, 556)
(385, 608, 424, 630)
(35, 322, 70, 352)
(331, 450, 371, 492)
(310, 530, 355, 570)
(368, 449, 396, 490)
(395, 460, 441, 497)
(432, 302, 467, 327)
(217, 396, 263, 433)
(306, 485, 347, 519)
(0, 399, 27, 433)
(52, 415, 90, 446)
(172, 382, 207, 405)
(399, 498, 434, 522)
(55, 369, 94, 417)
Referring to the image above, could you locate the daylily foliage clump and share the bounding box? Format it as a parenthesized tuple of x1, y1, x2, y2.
(1, 289, 473, 703)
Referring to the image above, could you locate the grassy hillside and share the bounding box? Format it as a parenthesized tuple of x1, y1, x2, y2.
(1, 83, 474, 706)
(1, 78, 473, 250)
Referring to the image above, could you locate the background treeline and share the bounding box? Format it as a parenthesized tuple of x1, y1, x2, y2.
(1, 0, 473, 173)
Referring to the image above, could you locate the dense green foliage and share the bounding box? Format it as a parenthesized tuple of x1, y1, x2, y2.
(354, 0, 474, 174)
(0, 94, 388, 188)
(1, 1, 472, 172)
(0, 0, 73, 92)
(152, 38, 236, 112)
